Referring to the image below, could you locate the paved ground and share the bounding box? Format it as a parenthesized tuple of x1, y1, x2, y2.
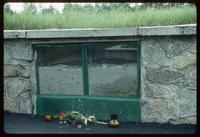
(4, 112, 196, 134)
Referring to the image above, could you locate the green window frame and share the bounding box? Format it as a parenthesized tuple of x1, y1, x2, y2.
(34, 41, 141, 99)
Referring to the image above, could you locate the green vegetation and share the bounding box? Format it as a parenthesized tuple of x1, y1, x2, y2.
(4, 3, 196, 30)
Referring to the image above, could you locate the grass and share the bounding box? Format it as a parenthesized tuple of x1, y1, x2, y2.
(4, 6, 196, 30)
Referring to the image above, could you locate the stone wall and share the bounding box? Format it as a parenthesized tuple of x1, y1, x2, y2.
(4, 40, 37, 114)
(140, 36, 196, 124)
(4, 25, 196, 124)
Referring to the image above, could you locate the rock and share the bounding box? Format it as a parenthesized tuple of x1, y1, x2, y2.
(169, 52, 196, 69)
(169, 116, 196, 125)
(4, 51, 12, 64)
(4, 64, 17, 77)
(177, 88, 196, 118)
(4, 64, 30, 78)
(141, 99, 178, 123)
(31, 94, 37, 114)
(159, 36, 192, 58)
(185, 37, 196, 54)
(180, 64, 196, 87)
(141, 36, 196, 124)
(4, 78, 32, 99)
(145, 83, 178, 99)
(142, 39, 169, 66)
(19, 93, 32, 114)
(6, 40, 33, 61)
(4, 41, 13, 64)
(4, 98, 20, 113)
(146, 67, 185, 84)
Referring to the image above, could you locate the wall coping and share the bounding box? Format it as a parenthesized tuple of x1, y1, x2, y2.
(4, 24, 196, 39)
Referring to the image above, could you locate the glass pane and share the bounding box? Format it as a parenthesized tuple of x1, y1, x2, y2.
(88, 43, 138, 97)
(37, 45, 83, 95)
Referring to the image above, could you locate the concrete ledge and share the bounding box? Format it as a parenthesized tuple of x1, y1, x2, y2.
(139, 24, 196, 36)
(4, 24, 196, 39)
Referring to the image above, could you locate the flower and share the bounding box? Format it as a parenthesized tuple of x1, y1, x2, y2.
(59, 112, 65, 116)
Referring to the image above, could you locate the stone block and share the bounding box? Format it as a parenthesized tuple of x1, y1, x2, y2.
(182, 64, 196, 87)
(4, 64, 17, 77)
(141, 99, 178, 123)
(142, 39, 169, 66)
(146, 67, 185, 84)
(177, 88, 196, 118)
(145, 83, 178, 99)
(4, 78, 32, 99)
(4, 41, 13, 64)
(168, 116, 196, 125)
(159, 37, 192, 58)
(19, 93, 31, 114)
(4, 63, 30, 78)
(169, 52, 196, 69)
(5, 40, 33, 61)
(4, 98, 20, 113)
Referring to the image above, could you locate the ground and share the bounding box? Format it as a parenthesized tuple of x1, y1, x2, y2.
(4, 112, 196, 134)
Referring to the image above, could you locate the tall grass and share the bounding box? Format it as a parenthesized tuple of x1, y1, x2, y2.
(4, 6, 196, 30)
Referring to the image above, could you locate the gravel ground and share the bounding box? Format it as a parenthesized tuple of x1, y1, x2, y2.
(4, 112, 196, 134)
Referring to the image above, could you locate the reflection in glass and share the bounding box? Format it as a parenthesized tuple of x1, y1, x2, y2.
(88, 44, 138, 97)
(37, 46, 83, 95)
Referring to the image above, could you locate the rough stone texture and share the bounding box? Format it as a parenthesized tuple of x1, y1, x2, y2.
(146, 67, 185, 84)
(4, 26, 197, 124)
(176, 88, 196, 117)
(4, 39, 35, 114)
(169, 52, 196, 70)
(29, 60, 37, 114)
(141, 98, 178, 123)
(19, 92, 32, 114)
(145, 83, 178, 99)
(4, 77, 32, 103)
(141, 35, 196, 124)
(181, 64, 196, 88)
(158, 37, 194, 58)
(4, 98, 20, 113)
(4, 64, 30, 78)
(4, 40, 33, 62)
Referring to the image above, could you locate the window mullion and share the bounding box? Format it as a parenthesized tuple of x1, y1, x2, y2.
(82, 46, 89, 96)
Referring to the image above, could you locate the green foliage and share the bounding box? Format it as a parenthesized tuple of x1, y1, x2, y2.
(4, 6, 196, 30)
(23, 3, 37, 14)
(4, 3, 14, 14)
(42, 5, 59, 14)
(52, 111, 98, 125)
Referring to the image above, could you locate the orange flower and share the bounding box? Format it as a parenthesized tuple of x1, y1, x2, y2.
(44, 115, 51, 122)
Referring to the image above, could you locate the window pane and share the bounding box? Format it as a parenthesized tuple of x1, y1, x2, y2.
(37, 45, 83, 95)
(88, 43, 138, 97)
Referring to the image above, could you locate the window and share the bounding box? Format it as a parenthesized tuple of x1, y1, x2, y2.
(37, 45, 83, 95)
(35, 41, 140, 98)
(88, 43, 138, 97)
